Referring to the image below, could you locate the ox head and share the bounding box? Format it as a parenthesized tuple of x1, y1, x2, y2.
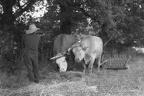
(51, 52, 68, 72)
(68, 41, 86, 63)
(72, 46, 85, 62)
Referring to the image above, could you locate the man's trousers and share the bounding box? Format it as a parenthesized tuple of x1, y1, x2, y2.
(24, 52, 40, 83)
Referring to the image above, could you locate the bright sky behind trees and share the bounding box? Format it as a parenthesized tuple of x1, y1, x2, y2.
(10, 0, 48, 23)
(31, 0, 48, 18)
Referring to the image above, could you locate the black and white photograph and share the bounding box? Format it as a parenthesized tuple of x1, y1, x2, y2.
(0, 0, 144, 96)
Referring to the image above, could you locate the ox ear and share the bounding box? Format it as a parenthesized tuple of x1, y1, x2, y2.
(80, 43, 88, 50)
(82, 46, 89, 50)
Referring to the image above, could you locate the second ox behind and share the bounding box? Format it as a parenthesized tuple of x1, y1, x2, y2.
(71, 35, 103, 73)
(51, 34, 77, 72)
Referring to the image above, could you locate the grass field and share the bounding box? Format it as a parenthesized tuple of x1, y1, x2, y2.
(1, 55, 144, 96)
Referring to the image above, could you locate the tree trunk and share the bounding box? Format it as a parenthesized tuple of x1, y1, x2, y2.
(59, 4, 72, 34)
(60, 20, 72, 34)
(1, 0, 16, 29)
(99, 22, 109, 43)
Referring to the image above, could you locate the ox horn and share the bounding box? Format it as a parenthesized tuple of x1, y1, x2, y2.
(50, 53, 64, 60)
(68, 41, 81, 52)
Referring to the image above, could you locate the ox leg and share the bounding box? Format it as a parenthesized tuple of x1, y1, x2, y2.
(72, 57, 76, 71)
(82, 60, 86, 73)
(88, 58, 95, 74)
(73, 63, 76, 71)
(83, 64, 86, 73)
(97, 56, 101, 72)
(70, 50, 76, 71)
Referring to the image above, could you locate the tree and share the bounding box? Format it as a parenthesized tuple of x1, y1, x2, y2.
(0, 0, 44, 28)
(43, 0, 115, 39)
(113, 0, 144, 46)
(0, 0, 46, 64)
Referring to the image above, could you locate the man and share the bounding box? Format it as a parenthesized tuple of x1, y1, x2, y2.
(23, 24, 40, 83)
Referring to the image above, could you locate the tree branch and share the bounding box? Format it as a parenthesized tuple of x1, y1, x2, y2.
(14, 0, 37, 18)
(17, 0, 22, 10)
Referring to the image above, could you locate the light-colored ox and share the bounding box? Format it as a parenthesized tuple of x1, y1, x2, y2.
(71, 35, 103, 73)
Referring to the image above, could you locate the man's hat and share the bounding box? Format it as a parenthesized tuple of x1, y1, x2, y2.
(26, 24, 40, 34)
